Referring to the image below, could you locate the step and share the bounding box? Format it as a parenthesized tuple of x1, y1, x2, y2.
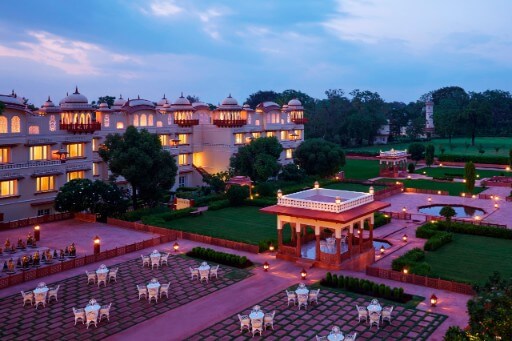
(295, 258, 316, 269)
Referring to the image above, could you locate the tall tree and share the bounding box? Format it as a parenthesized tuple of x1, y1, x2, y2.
(294, 138, 346, 177)
(244, 90, 279, 107)
(98, 126, 178, 208)
(464, 161, 476, 193)
(186, 95, 200, 103)
(229, 137, 282, 182)
(408, 143, 425, 164)
(461, 92, 491, 146)
(425, 144, 435, 167)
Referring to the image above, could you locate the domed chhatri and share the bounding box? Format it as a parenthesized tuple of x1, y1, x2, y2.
(171, 93, 197, 127)
(213, 94, 245, 127)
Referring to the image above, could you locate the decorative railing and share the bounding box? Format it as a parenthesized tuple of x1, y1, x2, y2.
(0, 160, 62, 171)
(60, 122, 101, 134)
(213, 119, 247, 127)
(291, 118, 308, 124)
(277, 193, 374, 213)
(174, 119, 199, 127)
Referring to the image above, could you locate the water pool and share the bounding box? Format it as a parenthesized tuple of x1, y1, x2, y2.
(373, 240, 392, 250)
(418, 204, 485, 218)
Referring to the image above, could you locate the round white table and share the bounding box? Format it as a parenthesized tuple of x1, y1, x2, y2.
(33, 287, 49, 294)
(367, 304, 382, 313)
(147, 282, 161, 290)
(85, 304, 100, 313)
(198, 264, 211, 271)
(327, 333, 344, 341)
(96, 268, 109, 275)
(249, 311, 264, 319)
(295, 288, 309, 295)
(150, 251, 161, 257)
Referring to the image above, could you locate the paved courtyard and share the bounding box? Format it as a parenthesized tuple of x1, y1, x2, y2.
(0, 253, 251, 341)
(190, 285, 446, 340)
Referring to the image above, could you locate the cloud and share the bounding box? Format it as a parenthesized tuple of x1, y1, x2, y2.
(144, 0, 183, 17)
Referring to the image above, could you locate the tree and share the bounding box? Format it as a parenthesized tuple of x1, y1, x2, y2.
(203, 171, 230, 193)
(406, 115, 426, 141)
(54, 179, 95, 213)
(294, 138, 346, 177)
(509, 149, 512, 169)
(440, 206, 456, 223)
(97, 96, 116, 108)
(89, 181, 130, 219)
(98, 126, 178, 209)
(461, 92, 491, 146)
(226, 185, 249, 206)
(244, 90, 279, 107)
(186, 95, 200, 103)
(0, 101, 5, 115)
(425, 144, 435, 167)
(464, 161, 476, 193)
(229, 137, 282, 182)
(408, 143, 425, 163)
(278, 163, 306, 182)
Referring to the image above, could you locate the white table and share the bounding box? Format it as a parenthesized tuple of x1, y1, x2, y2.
(249, 311, 264, 319)
(33, 287, 49, 294)
(327, 333, 344, 341)
(85, 304, 101, 313)
(96, 268, 109, 275)
(150, 251, 161, 257)
(147, 282, 161, 290)
(367, 304, 382, 313)
(198, 264, 211, 271)
(295, 288, 309, 295)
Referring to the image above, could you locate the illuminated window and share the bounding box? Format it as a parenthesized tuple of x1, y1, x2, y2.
(67, 171, 84, 181)
(28, 126, 40, 134)
(280, 131, 287, 141)
(255, 119, 260, 126)
(0, 147, 10, 163)
(133, 114, 139, 127)
(30, 145, 49, 161)
(178, 154, 189, 166)
(140, 114, 147, 127)
(11, 116, 20, 133)
(36, 176, 55, 192)
(93, 163, 100, 176)
(252, 132, 261, 139)
(0, 180, 17, 197)
(286, 149, 293, 159)
(235, 133, 243, 144)
(148, 114, 154, 126)
(247, 115, 252, 125)
(178, 134, 188, 145)
(116, 122, 124, 129)
(104, 114, 110, 127)
(0, 117, 7, 133)
(156, 121, 163, 127)
(266, 131, 275, 138)
(66, 143, 84, 158)
(49, 115, 57, 132)
(167, 115, 173, 125)
(159, 135, 168, 146)
(92, 139, 99, 152)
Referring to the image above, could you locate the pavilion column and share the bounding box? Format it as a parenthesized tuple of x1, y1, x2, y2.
(358, 223, 363, 254)
(295, 224, 302, 258)
(315, 226, 321, 261)
(277, 221, 283, 249)
(335, 228, 342, 265)
(369, 215, 375, 243)
(291, 223, 296, 243)
(348, 224, 353, 256)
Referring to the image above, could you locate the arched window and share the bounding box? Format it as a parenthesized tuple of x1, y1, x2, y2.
(49, 115, 57, 132)
(104, 114, 110, 127)
(133, 114, 139, 127)
(80, 113, 86, 124)
(86, 113, 91, 124)
(0, 117, 7, 133)
(156, 121, 163, 127)
(148, 114, 154, 126)
(73, 113, 79, 124)
(11, 116, 20, 133)
(28, 126, 40, 134)
(167, 115, 172, 125)
(140, 114, 147, 127)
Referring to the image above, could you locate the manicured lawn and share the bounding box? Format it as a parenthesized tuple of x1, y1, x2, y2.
(426, 234, 512, 284)
(325, 182, 384, 192)
(381, 178, 486, 196)
(347, 137, 512, 157)
(340, 159, 380, 179)
(151, 206, 285, 245)
(416, 166, 511, 178)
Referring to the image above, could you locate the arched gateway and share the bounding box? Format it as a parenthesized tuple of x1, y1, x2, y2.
(260, 184, 390, 270)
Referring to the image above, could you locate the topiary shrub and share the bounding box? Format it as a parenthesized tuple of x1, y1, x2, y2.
(186, 247, 253, 268)
(325, 272, 332, 286)
(408, 162, 416, 173)
(332, 274, 338, 288)
(338, 275, 344, 288)
(226, 185, 249, 206)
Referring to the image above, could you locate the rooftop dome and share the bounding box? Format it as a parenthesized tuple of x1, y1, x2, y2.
(99, 102, 109, 108)
(243, 104, 251, 109)
(42, 96, 55, 108)
(113, 95, 126, 107)
(61, 87, 88, 104)
(157, 94, 169, 106)
(221, 94, 238, 106)
(173, 93, 191, 106)
(288, 98, 302, 106)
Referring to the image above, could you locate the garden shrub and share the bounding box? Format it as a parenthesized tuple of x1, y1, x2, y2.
(325, 272, 332, 286)
(258, 239, 278, 252)
(424, 232, 453, 251)
(120, 206, 170, 222)
(207, 199, 231, 211)
(186, 247, 253, 268)
(256, 182, 276, 197)
(421, 221, 512, 239)
(391, 248, 427, 273)
(438, 154, 508, 165)
(338, 275, 344, 288)
(332, 274, 338, 287)
(410, 262, 432, 276)
(443, 326, 469, 340)
(226, 185, 249, 206)
(244, 197, 278, 207)
(364, 212, 391, 230)
(408, 162, 415, 173)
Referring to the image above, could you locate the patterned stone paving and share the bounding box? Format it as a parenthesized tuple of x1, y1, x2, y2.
(190, 286, 447, 341)
(0, 253, 251, 341)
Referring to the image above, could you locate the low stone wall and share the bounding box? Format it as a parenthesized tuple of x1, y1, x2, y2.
(0, 213, 73, 231)
(404, 188, 449, 195)
(366, 266, 475, 296)
(74, 212, 97, 223)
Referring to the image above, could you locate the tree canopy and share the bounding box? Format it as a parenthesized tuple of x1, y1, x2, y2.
(96, 96, 116, 108)
(294, 138, 346, 177)
(98, 126, 178, 208)
(408, 143, 425, 163)
(229, 137, 282, 182)
(464, 161, 476, 193)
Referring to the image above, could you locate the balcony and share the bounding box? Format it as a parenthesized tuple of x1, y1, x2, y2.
(291, 118, 308, 124)
(213, 119, 247, 128)
(174, 119, 199, 127)
(0, 160, 62, 171)
(60, 122, 101, 134)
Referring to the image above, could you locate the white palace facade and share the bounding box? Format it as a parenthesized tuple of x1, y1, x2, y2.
(0, 89, 306, 223)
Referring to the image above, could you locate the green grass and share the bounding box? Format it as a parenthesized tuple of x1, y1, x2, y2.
(325, 182, 385, 192)
(426, 234, 512, 284)
(381, 178, 486, 196)
(150, 206, 284, 245)
(340, 159, 380, 179)
(347, 137, 512, 157)
(416, 166, 511, 179)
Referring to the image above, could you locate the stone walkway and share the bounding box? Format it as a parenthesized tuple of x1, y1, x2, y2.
(190, 286, 446, 340)
(0, 253, 251, 341)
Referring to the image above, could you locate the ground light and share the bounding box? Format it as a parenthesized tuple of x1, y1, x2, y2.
(403, 268, 408, 274)
(300, 268, 307, 280)
(263, 261, 269, 272)
(173, 241, 180, 252)
(402, 207, 407, 213)
(268, 243, 275, 252)
(93, 235, 101, 255)
(34, 225, 40, 241)
(402, 234, 408, 243)
(380, 246, 385, 255)
(430, 294, 438, 307)
(428, 197, 432, 202)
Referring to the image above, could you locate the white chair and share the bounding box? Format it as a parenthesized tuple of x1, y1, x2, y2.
(160, 282, 170, 298)
(382, 306, 394, 324)
(141, 255, 150, 267)
(264, 310, 275, 330)
(297, 293, 308, 310)
(97, 272, 108, 287)
(209, 265, 219, 279)
(86, 310, 98, 329)
(309, 289, 320, 304)
(356, 305, 368, 323)
(21, 290, 33, 306)
(369, 312, 380, 329)
(238, 314, 250, 333)
(199, 269, 209, 283)
(86, 271, 96, 284)
(251, 318, 263, 337)
(148, 287, 159, 303)
(34, 291, 47, 309)
(48, 285, 60, 302)
(190, 267, 199, 280)
(99, 303, 112, 322)
(286, 290, 296, 306)
(73, 307, 86, 325)
(160, 253, 170, 266)
(150, 256, 160, 269)
(108, 268, 118, 282)
(137, 284, 148, 300)
(345, 332, 357, 341)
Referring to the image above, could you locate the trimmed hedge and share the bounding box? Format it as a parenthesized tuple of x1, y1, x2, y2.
(438, 154, 509, 165)
(120, 206, 170, 222)
(141, 208, 195, 225)
(186, 247, 253, 268)
(258, 238, 278, 252)
(320, 273, 412, 303)
(421, 221, 512, 239)
(391, 248, 428, 273)
(207, 199, 231, 211)
(416, 223, 453, 251)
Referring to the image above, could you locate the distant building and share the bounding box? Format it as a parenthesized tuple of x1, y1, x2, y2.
(0, 89, 305, 222)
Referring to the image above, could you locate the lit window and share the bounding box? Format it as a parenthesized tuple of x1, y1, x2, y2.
(286, 149, 293, 159)
(252, 132, 261, 139)
(104, 114, 110, 127)
(133, 114, 139, 127)
(178, 134, 188, 145)
(66, 143, 84, 158)
(159, 135, 168, 146)
(156, 121, 163, 127)
(36, 176, 55, 192)
(266, 131, 275, 138)
(178, 154, 188, 166)
(0, 117, 7, 133)
(247, 115, 252, 125)
(30, 145, 49, 161)
(11, 116, 20, 133)
(116, 122, 124, 129)
(49, 115, 57, 131)
(140, 114, 147, 127)
(93, 163, 100, 176)
(167, 115, 173, 125)
(148, 114, 154, 126)
(92, 139, 99, 152)
(28, 126, 40, 134)
(0, 147, 10, 163)
(37, 208, 51, 216)
(255, 119, 260, 126)
(235, 133, 243, 144)
(280, 131, 287, 140)
(0, 180, 17, 197)
(67, 171, 84, 181)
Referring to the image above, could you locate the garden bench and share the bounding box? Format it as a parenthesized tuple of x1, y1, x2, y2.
(190, 206, 208, 216)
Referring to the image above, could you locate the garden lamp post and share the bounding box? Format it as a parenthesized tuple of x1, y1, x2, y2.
(263, 261, 269, 272)
(34, 225, 40, 242)
(173, 241, 180, 252)
(300, 268, 307, 280)
(430, 294, 438, 307)
(93, 235, 101, 255)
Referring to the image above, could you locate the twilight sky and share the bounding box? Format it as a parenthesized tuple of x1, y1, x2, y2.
(1, 0, 511, 106)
